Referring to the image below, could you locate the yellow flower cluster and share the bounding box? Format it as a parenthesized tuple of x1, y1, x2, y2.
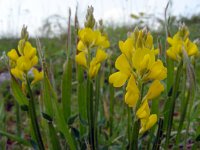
(76, 27, 110, 78)
(7, 40, 43, 85)
(167, 25, 199, 61)
(109, 28, 167, 133)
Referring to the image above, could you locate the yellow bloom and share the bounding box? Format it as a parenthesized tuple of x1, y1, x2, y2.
(17, 56, 32, 71)
(144, 60, 167, 81)
(78, 28, 98, 47)
(75, 52, 87, 68)
(23, 42, 37, 59)
(31, 68, 44, 84)
(95, 49, 107, 63)
(109, 72, 129, 87)
(7, 49, 19, 61)
(136, 100, 150, 119)
(88, 58, 101, 78)
(11, 67, 24, 80)
(109, 54, 131, 87)
(76, 27, 109, 78)
(77, 41, 87, 52)
(118, 38, 134, 59)
(166, 26, 199, 61)
(136, 100, 157, 133)
(145, 80, 164, 100)
(139, 114, 157, 134)
(125, 75, 140, 107)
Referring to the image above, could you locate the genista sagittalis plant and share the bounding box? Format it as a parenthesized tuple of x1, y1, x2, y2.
(109, 27, 167, 149)
(164, 24, 199, 148)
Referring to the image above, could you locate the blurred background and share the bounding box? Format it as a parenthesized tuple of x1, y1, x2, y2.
(0, 0, 200, 37)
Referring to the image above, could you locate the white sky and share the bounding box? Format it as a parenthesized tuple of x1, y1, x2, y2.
(0, 0, 200, 37)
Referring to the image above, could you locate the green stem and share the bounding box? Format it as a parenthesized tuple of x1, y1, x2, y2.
(77, 66, 87, 136)
(175, 89, 190, 145)
(16, 102, 21, 136)
(165, 61, 183, 147)
(153, 118, 164, 150)
(109, 85, 114, 137)
(94, 75, 100, 149)
(130, 81, 144, 150)
(26, 77, 45, 150)
(87, 78, 96, 150)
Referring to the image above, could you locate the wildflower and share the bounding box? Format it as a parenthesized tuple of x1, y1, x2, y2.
(166, 25, 199, 61)
(136, 100, 157, 134)
(31, 68, 44, 85)
(76, 27, 109, 78)
(109, 27, 167, 134)
(7, 29, 43, 88)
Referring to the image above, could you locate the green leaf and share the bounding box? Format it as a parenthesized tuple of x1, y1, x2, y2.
(62, 58, 72, 122)
(44, 74, 76, 150)
(42, 74, 54, 117)
(10, 77, 28, 106)
(48, 122, 62, 150)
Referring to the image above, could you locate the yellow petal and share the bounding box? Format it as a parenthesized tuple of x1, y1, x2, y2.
(145, 32, 153, 49)
(139, 114, 157, 134)
(186, 41, 198, 56)
(75, 52, 87, 68)
(145, 80, 164, 100)
(136, 100, 150, 119)
(31, 56, 39, 67)
(119, 38, 134, 59)
(17, 56, 32, 71)
(77, 40, 87, 51)
(115, 54, 131, 76)
(139, 54, 150, 72)
(89, 58, 101, 78)
(95, 49, 107, 63)
(23, 41, 37, 59)
(166, 48, 178, 61)
(125, 75, 139, 107)
(31, 68, 44, 84)
(144, 114, 157, 132)
(144, 60, 167, 81)
(109, 71, 128, 87)
(96, 34, 110, 49)
(132, 48, 155, 71)
(11, 67, 24, 80)
(7, 49, 19, 61)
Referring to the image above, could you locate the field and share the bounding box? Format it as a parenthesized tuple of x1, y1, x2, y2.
(0, 7, 200, 150)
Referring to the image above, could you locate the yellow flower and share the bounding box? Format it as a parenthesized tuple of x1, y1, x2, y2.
(23, 41, 37, 59)
(78, 28, 98, 47)
(136, 100, 150, 119)
(7, 49, 19, 61)
(75, 52, 87, 68)
(118, 38, 134, 60)
(145, 80, 164, 100)
(109, 54, 131, 87)
(17, 56, 32, 71)
(166, 26, 199, 61)
(139, 114, 157, 134)
(76, 27, 109, 78)
(11, 67, 24, 80)
(143, 60, 167, 81)
(125, 75, 140, 107)
(31, 68, 44, 84)
(89, 58, 101, 78)
(77, 41, 87, 52)
(136, 100, 157, 133)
